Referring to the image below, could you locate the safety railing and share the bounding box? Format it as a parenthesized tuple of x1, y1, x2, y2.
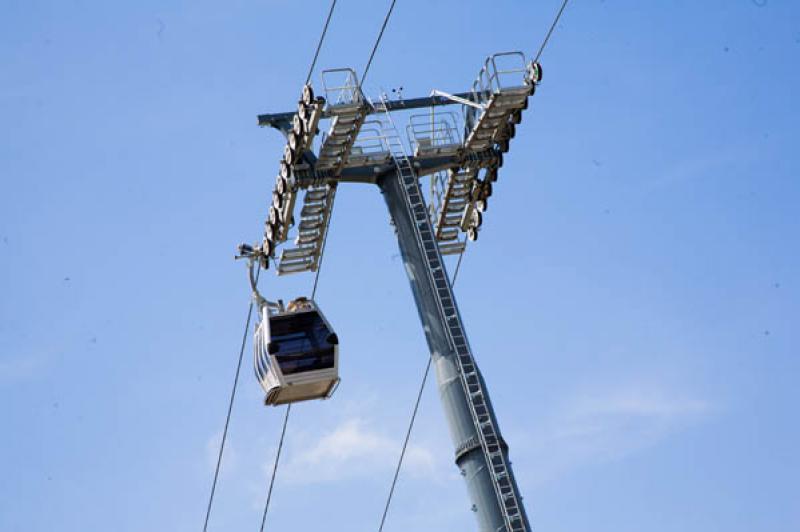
(470, 51, 530, 106)
(346, 120, 392, 165)
(406, 111, 462, 156)
(351, 121, 390, 155)
(321, 68, 362, 107)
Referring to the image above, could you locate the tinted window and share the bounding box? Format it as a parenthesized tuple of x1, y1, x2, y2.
(277, 348, 334, 375)
(270, 311, 335, 375)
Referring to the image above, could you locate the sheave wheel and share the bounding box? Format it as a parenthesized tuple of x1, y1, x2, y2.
(297, 102, 310, 122)
(279, 160, 290, 179)
(530, 61, 543, 83)
(283, 144, 295, 166)
(258, 249, 270, 269)
(276, 176, 287, 195)
(288, 131, 299, 152)
(266, 220, 282, 243)
(301, 84, 315, 106)
(292, 114, 305, 137)
(471, 208, 483, 229)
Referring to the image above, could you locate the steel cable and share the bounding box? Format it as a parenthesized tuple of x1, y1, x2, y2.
(534, 0, 571, 63)
(305, 0, 338, 85)
(450, 240, 468, 286)
(259, 404, 292, 532)
(378, 357, 432, 532)
(255, 2, 342, 526)
(376, 251, 466, 531)
(202, 266, 260, 532)
(360, 0, 398, 90)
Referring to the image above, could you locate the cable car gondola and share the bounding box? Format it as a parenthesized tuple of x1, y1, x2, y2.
(254, 297, 340, 405)
(237, 245, 340, 406)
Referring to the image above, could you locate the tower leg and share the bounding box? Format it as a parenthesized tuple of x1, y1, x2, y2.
(378, 172, 530, 532)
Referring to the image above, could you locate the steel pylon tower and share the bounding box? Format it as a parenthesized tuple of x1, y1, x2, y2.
(254, 53, 542, 532)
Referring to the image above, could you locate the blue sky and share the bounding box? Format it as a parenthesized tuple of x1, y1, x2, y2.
(1, 1, 799, 531)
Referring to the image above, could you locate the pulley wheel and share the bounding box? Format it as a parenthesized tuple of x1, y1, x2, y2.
(265, 221, 279, 242)
(292, 114, 305, 137)
(301, 84, 315, 106)
(471, 209, 483, 229)
(279, 160, 290, 179)
(505, 122, 516, 139)
(288, 131, 299, 152)
(261, 237, 274, 260)
(283, 144, 295, 166)
(531, 61, 543, 83)
(297, 102, 310, 122)
(467, 226, 479, 241)
(269, 205, 280, 226)
(475, 199, 487, 213)
(498, 138, 510, 153)
(272, 191, 283, 210)
(276, 177, 286, 195)
(259, 251, 270, 270)
(511, 110, 523, 125)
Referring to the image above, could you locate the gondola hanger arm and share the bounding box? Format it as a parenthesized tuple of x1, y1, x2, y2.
(235, 243, 270, 311)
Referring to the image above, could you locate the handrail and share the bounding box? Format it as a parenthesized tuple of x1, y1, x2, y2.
(321, 68, 362, 107)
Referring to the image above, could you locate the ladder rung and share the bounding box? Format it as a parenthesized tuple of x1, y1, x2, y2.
(281, 247, 315, 260)
(305, 189, 329, 201)
(377, 101, 524, 531)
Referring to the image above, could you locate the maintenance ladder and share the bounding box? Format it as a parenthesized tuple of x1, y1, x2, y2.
(379, 100, 527, 532)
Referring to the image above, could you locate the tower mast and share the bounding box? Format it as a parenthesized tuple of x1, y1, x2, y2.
(254, 53, 541, 531)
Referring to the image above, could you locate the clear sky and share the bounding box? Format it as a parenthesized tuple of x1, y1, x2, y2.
(1, 1, 798, 531)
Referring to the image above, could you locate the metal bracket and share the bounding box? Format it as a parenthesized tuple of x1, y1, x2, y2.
(431, 89, 485, 111)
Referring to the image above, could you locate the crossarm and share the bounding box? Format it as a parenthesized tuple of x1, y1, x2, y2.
(257, 91, 476, 129)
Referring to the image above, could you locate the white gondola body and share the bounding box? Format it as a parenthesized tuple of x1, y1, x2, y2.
(254, 299, 339, 406)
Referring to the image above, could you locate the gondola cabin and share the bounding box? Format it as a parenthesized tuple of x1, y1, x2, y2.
(254, 297, 339, 406)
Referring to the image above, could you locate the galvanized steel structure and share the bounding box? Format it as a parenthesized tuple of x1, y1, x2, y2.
(254, 52, 542, 531)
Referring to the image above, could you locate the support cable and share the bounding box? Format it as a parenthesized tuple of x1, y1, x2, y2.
(259, 404, 292, 532)
(202, 266, 261, 532)
(450, 239, 468, 286)
(311, 0, 398, 294)
(253, 2, 341, 521)
(534, 0, 571, 63)
(360, 0, 398, 90)
(255, 187, 333, 527)
(376, 250, 466, 531)
(305, 0, 338, 85)
(378, 357, 432, 532)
